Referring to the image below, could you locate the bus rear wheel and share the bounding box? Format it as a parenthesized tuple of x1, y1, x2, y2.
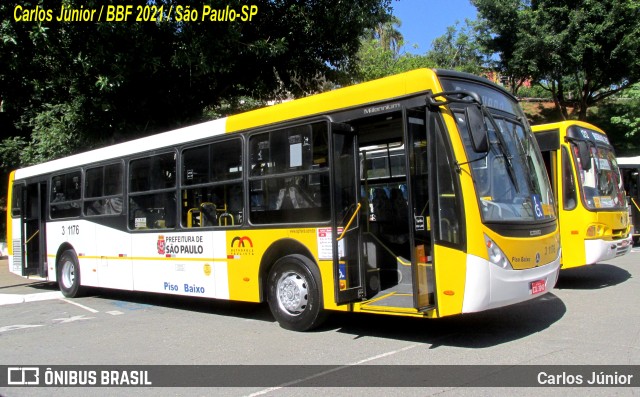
(267, 254, 325, 331)
(58, 250, 84, 298)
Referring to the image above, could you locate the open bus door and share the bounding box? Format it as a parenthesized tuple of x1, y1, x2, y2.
(330, 106, 435, 312)
(331, 124, 366, 304)
(20, 182, 48, 277)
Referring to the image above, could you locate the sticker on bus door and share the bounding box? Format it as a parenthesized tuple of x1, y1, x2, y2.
(339, 263, 347, 290)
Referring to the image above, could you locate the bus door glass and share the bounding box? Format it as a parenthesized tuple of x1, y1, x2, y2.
(21, 182, 47, 277)
(331, 125, 365, 304)
(407, 108, 435, 309)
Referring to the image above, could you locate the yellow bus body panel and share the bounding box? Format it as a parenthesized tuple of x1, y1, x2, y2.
(223, 227, 346, 311)
(225, 69, 441, 133)
(560, 209, 630, 268)
(6, 171, 15, 256)
(433, 244, 467, 316)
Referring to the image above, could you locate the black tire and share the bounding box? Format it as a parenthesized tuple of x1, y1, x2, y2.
(267, 254, 326, 331)
(57, 250, 84, 298)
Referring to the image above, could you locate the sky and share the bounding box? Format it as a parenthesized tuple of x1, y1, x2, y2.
(389, 0, 479, 54)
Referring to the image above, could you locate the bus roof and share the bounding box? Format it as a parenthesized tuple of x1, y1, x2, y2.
(225, 68, 440, 132)
(531, 120, 605, 134)
(14, 118, 228, 180)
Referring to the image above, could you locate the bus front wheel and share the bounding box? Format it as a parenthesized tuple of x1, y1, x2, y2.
(58, 250, 84, 298)
(267, 254, 325, 331)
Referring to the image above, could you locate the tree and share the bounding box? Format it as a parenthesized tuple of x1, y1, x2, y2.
(426, 19, 490, 75)
(367, 16, 404, 54)
(610, 84, 640, 142)
(473, 0, 640, 120)
(0, 0, 392, 169)
(354, 38, 433, 82)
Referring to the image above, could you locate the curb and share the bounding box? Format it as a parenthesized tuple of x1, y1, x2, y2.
(0, 291, 64, 306)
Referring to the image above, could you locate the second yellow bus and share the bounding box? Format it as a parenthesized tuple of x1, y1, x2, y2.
(533, 121, 632, 269)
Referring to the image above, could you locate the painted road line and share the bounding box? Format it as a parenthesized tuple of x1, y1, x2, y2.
(60, 298, 99, 313)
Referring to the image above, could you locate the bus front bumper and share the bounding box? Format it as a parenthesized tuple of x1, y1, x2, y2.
(584, 236, 633, 264)
(462, 252, 561, 313)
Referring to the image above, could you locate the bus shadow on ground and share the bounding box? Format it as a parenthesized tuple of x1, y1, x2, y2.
(326, 293, 565, 349)
(39, 284, 566, 349)
(0, 280, 57, 291)
(554, 263, 631, 290)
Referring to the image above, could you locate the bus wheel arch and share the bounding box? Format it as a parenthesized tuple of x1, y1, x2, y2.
(56, 245, 84, 298)
(259, 239, 315, 299)
(260, 240, 325, 331)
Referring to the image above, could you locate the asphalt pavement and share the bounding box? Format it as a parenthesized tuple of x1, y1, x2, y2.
(0, 259, 62, 305)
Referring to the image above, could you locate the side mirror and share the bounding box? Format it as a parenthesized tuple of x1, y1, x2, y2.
(465, 105, 488, 153)
(576, 141, 591, 171)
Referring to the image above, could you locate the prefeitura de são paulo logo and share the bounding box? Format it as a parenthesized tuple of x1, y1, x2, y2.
(157, 235, 165, 255)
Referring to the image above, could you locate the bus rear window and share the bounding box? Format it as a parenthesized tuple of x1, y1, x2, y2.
(11, 183, 23, 217)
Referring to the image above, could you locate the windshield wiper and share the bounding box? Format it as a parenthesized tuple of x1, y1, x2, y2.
(484, 110, 520, 193)
(511, 123, 538, 194)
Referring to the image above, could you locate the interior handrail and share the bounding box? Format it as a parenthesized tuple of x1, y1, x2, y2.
(337, 203, 361, 242)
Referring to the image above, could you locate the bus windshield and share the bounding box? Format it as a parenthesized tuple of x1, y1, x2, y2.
(438, 77, 555, 223)
(456, 111, 555, 223)
(571, 143, 626, 210)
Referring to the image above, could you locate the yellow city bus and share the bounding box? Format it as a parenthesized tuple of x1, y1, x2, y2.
(7, 69, 560, 331)
(617, 156, 640, 245)
(532, 121, 632, 269)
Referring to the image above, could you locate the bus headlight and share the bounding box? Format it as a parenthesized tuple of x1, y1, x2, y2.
(484, 234, 513, 270)
(585, 224, 606, 238)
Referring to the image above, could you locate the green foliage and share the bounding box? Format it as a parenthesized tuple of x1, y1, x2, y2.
(364, 15, 404, 54)
(516, 85, 553, 100)
(0, 136, 26, 175)
(354, 39, 433, 82)
(610, 84, 640, 140)
(353, 15, 433, 82)
(586, 106, 637, 156)
(426, 20, 490, 75)
(0, 0, 392, 172)
(22, 102, 86, 165)
(473, 0, 640, 120)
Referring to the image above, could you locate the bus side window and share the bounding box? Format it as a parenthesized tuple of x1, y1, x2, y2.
(50, 171, 82, 219)
(562, 147, 577, 210)
(249, 122, 330, 224)
(129, 152, 177, 230)
(84, 163, 124, 217)
(181, 138, 243, 228)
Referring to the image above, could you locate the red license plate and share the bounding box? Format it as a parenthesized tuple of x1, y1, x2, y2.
(530, 279, 546, 295)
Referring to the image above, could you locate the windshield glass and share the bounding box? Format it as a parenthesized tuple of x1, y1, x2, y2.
(454, 109, 555, 223)
(571, 143, 626, 210)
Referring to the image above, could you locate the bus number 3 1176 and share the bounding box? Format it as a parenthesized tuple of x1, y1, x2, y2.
(62, 225, 80, 236)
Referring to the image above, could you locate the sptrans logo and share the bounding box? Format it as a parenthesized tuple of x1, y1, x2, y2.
(229, 236, 254, 258)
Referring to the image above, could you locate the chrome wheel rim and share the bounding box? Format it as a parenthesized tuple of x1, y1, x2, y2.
(61, 260, 75, 289)
(276, 271, 308, 315)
